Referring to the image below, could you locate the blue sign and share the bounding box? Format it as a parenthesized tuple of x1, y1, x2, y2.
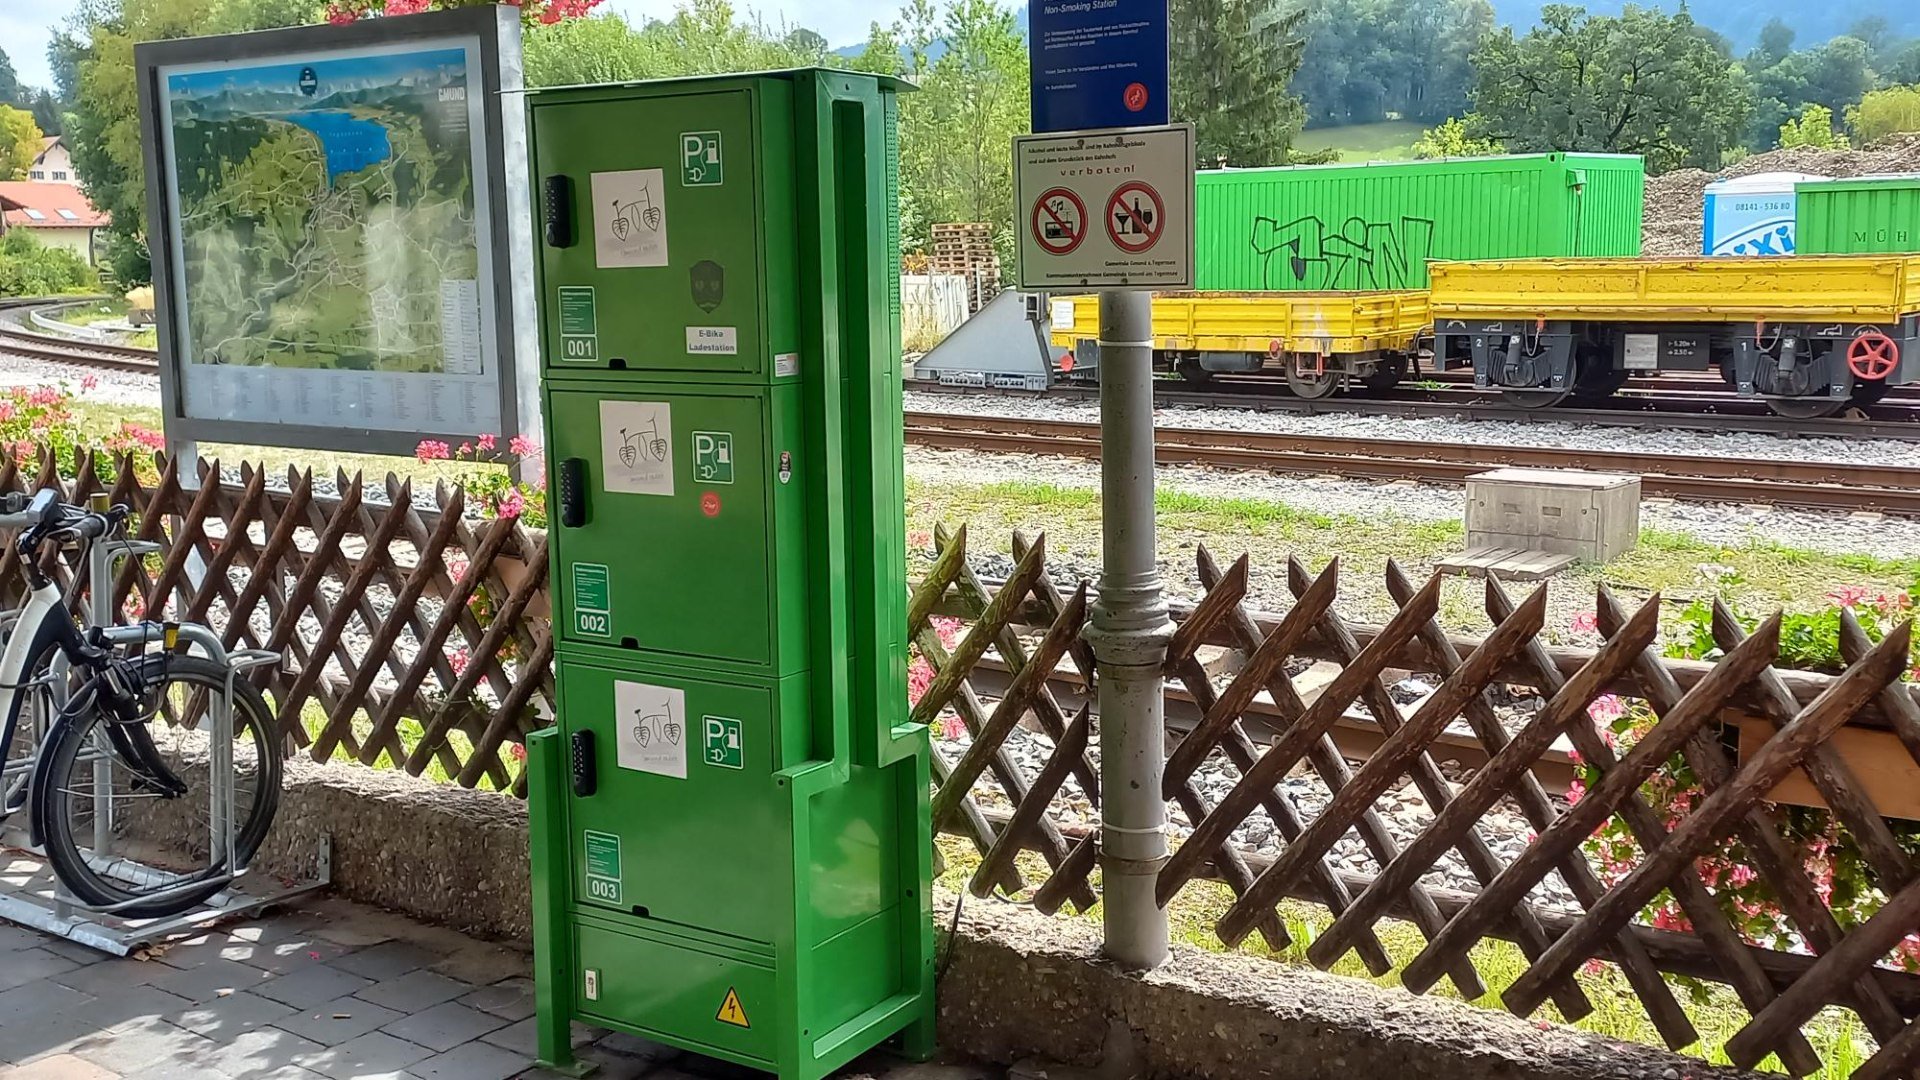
(1029, 0, 1169, 133)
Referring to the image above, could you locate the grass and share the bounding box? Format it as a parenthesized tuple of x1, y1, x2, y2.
(904, 475, 1914, 633)
(1293, 120, 1425, 163)
(933, 835, 1877, 1076)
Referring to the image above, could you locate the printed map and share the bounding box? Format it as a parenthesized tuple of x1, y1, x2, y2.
(165, 48, 484, 376)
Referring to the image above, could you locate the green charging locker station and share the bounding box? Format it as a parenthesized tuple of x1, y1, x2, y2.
(523, 69, 934, 1080)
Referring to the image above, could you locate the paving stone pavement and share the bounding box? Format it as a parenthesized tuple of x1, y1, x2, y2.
(0, 897, 983, 1080)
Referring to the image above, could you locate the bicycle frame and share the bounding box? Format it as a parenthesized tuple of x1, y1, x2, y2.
(0, 527, 158, 823)
(0, 495, 327, 954)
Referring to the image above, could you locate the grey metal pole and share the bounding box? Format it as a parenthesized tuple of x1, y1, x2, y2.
(1086, 288, 1171, 970)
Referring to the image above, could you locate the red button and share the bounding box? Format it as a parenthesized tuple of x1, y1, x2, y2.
(701, 492, 721, 517)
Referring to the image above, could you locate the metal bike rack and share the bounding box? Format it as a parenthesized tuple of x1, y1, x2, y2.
(0, 526, 330, 956)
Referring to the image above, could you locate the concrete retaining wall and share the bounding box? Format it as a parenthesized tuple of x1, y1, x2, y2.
(156, 759, 1762, 1080)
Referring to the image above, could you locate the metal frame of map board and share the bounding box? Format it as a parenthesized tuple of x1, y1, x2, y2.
(134, 7, 540, 460)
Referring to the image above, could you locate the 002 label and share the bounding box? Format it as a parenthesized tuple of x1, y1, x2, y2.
(576, 612, 610, 636)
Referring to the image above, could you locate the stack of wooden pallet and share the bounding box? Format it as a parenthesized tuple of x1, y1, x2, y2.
(928, 222, 1001, 314)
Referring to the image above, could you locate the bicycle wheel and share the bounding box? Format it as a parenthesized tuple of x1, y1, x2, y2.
(34, 653, 284, 916)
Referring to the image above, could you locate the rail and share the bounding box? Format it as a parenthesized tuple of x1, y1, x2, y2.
(904, 410, 1920, 514)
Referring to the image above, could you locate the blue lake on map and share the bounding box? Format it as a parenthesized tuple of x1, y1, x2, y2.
(284, 110, 392, 183)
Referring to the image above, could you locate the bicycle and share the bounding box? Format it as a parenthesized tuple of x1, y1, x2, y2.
(0, 490, 284, 917)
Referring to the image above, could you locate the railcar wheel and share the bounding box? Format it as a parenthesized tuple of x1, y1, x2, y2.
(1360, 361, 1403, 391)
(1286, 368, 1341, 399)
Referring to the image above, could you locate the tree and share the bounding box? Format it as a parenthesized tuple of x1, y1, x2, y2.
(0, 107, 42, 180)
(1466, 5, 1750, 172)
(782, 27, 828, 63)
(1884, 42, 1920, 88)
(849, 21, 906, 75)
(0, 48, 20, 108)
(1848, 85, 1920, 144)
(1750, 18, 1795, 68)
(1290, 0, 1490, 127)
(1413, 116, 1501, 157)
(1744, 35, 1875, 150)
(25, 92, 63, 137)
(913, 0, 1025, 229)
(522, 2, 823, 86)
(1779, 103, 1845, 148)
(0, 231, 97, 298)
(1846, 16, 1895, 60)
(1171, 0, 1311, 166)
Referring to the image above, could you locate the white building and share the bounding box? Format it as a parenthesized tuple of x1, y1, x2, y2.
(0, 182, 107, 263)
(26, 137, 74, 184)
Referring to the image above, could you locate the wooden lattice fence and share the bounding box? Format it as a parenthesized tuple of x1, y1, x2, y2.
(0, 450, 553, 795)
(910, 523, 1920, 1080)
(14, 450, 1920, 1075)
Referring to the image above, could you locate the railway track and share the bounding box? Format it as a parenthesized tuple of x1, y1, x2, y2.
(0, 328, 159, 373)
(909, 379, 1920, 441)
(0, 312, 160, 374)
(905, 411, 1920, 515)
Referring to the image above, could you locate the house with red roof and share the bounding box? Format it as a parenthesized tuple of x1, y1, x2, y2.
(0, 181, 108, 265)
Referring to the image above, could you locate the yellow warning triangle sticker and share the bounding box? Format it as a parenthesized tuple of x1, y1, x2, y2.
(716, 986, 750, 1028)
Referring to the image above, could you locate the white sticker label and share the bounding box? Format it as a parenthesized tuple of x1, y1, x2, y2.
(774, 353, 799, 377)
(1050, 299, 1075, 330)
(686, 327, 739, 355)
(1623, 334, 1659, 370)
(590, 168, 669, 269)
(600, 400, 675, 496)
(613, 680, 687, 779)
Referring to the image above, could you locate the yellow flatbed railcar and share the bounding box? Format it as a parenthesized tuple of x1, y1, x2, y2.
(1047, 290, 1429, 396)
(1429, 255, 1920, 323)
(1427, 256, 1920, 418)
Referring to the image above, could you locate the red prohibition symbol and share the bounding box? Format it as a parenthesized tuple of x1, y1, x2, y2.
(1847, 331, 1901, 381)
(1031, 187, 1087, 255)
(1123, 82, 1149, 113)
(1106, 180, 1165, 254)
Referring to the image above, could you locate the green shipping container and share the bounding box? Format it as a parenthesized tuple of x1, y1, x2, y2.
(1194, 153, 1645, 291)
(1794, 176, 1920, 254)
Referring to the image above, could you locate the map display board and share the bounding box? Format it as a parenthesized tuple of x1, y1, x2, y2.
(138, 9, 533, 455)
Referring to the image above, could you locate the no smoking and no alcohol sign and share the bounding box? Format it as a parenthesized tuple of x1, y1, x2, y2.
(1014, 125, 1194, 291)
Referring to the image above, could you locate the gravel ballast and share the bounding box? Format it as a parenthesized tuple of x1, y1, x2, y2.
(907, 389, 1920, 467)
(907, 444, 1920, 559)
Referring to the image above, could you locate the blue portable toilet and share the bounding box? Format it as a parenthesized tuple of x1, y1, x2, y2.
(1702, 172, 1830, 256)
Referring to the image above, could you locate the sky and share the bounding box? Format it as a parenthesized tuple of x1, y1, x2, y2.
(1, 0, 878, 92)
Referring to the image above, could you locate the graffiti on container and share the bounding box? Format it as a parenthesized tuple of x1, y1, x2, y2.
(1249, 215, 1436, 290)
